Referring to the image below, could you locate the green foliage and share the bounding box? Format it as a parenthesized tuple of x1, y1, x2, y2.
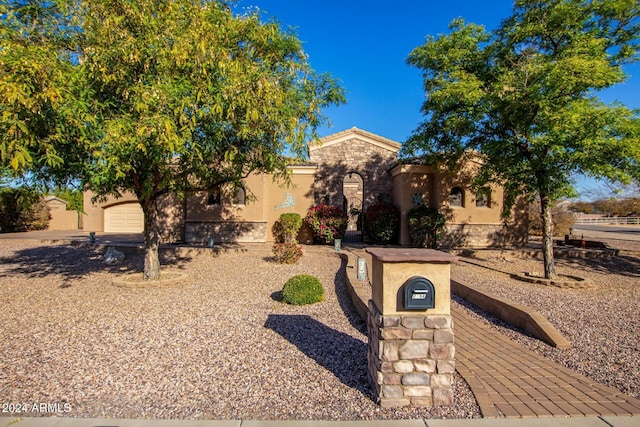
(1, 0, 344, 279)
(273, 213, 302, 243)
(407, 205, 446, 248)
(363, 202, 399, 244)
(87, 0, 343, 279)
(80, 0, 344, 200)
(0, 187, 50, 232)
(272, 242, 303, 264)
(404, 0, 640, 277)
(281, 274, 324, 305)
(303, 204, 348, 244)
(52, 187, 83, 213)
(0, 0, 92, 184)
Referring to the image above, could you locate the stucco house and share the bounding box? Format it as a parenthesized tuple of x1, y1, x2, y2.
(83, 127, 527, 247)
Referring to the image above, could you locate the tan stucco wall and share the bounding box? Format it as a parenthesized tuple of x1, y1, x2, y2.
(46, 199, 79, 230)
(432, 167, 504, 224)
(391, 162, 524, 248)
(80, 129, 528, 248)
(156, 193, 185, 243)
(82, 191, 183, 242)
(370, 258, 452, 316)
(185, 166, 316, 242)
(82, 191, 140, 232)
(186, 174, 266, 222)
(391, 165, 436, 246)
(263, 169, 316, 242)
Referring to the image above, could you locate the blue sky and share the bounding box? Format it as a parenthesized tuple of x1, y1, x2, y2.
(238, 1, 639, 198)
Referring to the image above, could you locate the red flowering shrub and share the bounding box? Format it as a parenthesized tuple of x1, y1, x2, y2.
(303, 204, 347, 244)
(364, 202, 399, 244)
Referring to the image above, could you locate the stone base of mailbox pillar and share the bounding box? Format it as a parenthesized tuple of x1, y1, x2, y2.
(367, 300, 455, 408)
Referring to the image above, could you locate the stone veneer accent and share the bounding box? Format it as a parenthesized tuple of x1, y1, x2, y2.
(440, 223, 529, 248)
(368, 301, 455, 408)
(309, 131, 399, 211)
(365, 247, 456, 408)
(184, 221, 267, 243)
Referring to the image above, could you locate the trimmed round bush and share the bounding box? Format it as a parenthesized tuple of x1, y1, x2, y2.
(281, 274, 324, 305)
(273, 213, 303, 243)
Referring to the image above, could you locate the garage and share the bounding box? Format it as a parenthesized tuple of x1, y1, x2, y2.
(104, 203, 144, 233)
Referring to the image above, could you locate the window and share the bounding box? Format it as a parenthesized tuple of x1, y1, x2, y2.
(449, 187, 464, 207)
(233, 187, 246, 206)
(475, 188, 491, 208)
(207, 189, 221, 206)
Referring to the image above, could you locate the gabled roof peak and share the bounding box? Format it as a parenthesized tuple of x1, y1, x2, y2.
(310, 127, 402, 153)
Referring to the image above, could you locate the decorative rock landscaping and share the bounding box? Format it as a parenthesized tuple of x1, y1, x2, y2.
(0, 240, 481, 420)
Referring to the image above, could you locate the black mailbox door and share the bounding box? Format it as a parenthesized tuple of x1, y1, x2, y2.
(404, 276, 435, 310)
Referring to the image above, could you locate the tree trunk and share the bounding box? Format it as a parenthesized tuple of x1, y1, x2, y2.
(540, 194, 556, 279)
(141, 197, 161, 280)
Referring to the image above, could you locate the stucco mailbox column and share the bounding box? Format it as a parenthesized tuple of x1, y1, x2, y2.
(366, 248, 458, 408)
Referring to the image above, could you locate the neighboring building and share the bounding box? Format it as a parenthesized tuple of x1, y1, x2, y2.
(45, 196, 80, 230)
(83, 127, 527, 247)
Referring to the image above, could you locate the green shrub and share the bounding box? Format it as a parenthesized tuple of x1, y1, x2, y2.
(364, 202, 399, 244)
(273, 213, 302, 243)
(53, 188, 84, 213)
(281, 274, 324, 305)
(407, 205, 446, 248)
(272, 242, 303, 264)
(303, 204, 347, 244)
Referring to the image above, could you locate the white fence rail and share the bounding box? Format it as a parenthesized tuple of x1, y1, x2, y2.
(574, 217, 640, 225)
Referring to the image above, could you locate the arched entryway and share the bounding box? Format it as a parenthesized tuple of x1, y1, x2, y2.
(342, 172, 363, 242)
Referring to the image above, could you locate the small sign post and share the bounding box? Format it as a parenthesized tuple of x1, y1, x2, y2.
(357, 257, 367, 281)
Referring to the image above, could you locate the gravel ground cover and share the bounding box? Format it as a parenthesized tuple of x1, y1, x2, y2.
(451, 238, 640, 400)
(0, 241, 480, 420)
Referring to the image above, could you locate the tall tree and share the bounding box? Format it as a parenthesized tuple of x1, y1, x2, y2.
(0, 0, 91, 185)
(404, 0, 640, 278)
(1, 0, 344, 279)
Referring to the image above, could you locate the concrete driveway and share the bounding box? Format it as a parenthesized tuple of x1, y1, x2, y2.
(0, 229, 143, 244)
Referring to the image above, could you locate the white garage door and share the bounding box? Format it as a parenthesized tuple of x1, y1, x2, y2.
(104, 203, 144, 233)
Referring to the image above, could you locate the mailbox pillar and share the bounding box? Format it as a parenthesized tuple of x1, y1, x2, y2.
(366, 248, 458, 408)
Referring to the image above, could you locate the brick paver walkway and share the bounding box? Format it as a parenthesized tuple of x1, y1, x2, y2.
(453, 306, 640, 418)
